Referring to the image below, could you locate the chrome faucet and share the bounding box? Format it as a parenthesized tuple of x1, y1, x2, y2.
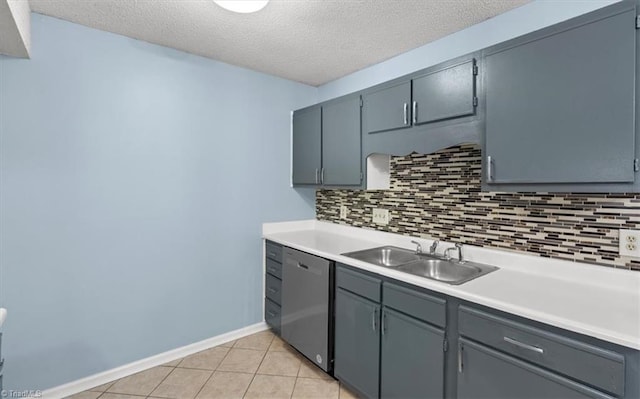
(444, 243, 464, 263)
(410, 240, 423, 255)
(429, 240, 439, 255)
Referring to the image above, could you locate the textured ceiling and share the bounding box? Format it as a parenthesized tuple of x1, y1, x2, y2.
(29, 0, 530, 86)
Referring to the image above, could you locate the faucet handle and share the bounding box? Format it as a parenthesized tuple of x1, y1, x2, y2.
(410, 240, 422, 254)
(429, 240, 439, 254)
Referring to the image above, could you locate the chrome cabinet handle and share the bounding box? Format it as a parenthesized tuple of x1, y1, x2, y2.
(371, 309, 377, 332)
(458, 343, 464, 373)
(412, 101, 417, 124)
(267, 311, 276, 317)
(403, 103, 408, 125)
(268, 287, 277, 293)
(486, 156, 494, 182)
(381, 311, 387, 335)
(315, 168, 319, 184)
(268, 251, 277, 258)
(296, 262, 309, 270)
(504, 336, 544, 354)
(320, 168, 325, 185)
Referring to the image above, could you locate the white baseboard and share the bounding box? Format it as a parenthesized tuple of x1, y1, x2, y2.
(43, 322, 268, 399)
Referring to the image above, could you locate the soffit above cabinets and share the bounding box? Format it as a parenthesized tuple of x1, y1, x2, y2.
(29, 0, 530, 86)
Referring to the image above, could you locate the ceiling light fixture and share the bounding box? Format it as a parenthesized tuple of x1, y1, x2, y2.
(213, 0, 269, 14)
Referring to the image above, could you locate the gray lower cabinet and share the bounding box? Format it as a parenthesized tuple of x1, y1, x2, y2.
(292, 106, 322, 185)
(380, 307, 444, 399)
(264, 240, 283, 334)
(334, 265, 447, 399)
(334, 287, 381, 398)
(483, 1, 637, 191)
(457, 338, 613, 399)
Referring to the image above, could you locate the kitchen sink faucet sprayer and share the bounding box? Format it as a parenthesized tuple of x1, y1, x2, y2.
(444, 243, 465, 263)
(430, 240, 439, 255)
(410, 240, 423, 255)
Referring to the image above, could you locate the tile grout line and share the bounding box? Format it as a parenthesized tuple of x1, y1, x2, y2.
(241, 333, 274, 399)
(190, 343, 237, 399)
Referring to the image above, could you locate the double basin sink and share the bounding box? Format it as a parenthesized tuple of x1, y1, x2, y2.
(342, 246, 498, 285)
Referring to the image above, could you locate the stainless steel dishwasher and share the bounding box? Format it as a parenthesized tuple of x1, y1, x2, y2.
(281, 247, 334, 373)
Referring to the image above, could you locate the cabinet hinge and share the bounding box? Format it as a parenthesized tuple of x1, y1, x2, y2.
(634, 159, 639, 172)
(473, 64, 479, 76)
(636, 15, 640, 29)
(443, 338, 449, 352)
(473, 97, 478, 107)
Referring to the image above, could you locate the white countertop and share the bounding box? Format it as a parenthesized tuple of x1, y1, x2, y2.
(0, 308, 6, 329)
(263, 220, 640, 350)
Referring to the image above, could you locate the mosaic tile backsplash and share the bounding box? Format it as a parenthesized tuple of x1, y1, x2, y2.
(316, 144, 640, 271)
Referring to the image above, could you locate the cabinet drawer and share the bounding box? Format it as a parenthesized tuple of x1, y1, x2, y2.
(265, 274, 282, 305)
(266, 258, 282, 279)
(337, 265, 381, 302)
(383, 282, 446, 327)
(265, 299, 281, 334)
(265, 241, 283, 263)
(459, 306, 625, 396)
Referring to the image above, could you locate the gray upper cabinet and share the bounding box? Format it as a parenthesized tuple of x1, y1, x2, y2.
(291, 95, 362, 187)
(483, 1, 637, 190)
(291, 106, 321, 185)
(322, 96, 362, 186)
(413, 59, 477, 125)
(361, 56, 482, 157)
(362, 81, 412, 134)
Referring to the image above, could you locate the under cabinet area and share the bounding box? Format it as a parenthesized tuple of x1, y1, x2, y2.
(291, 94, 362, 187)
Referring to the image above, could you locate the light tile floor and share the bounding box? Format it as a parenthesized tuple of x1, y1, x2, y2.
(66, 330, 359, 399)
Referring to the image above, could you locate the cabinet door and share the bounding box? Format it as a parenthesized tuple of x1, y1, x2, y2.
(322, 96, 362, 185)
(412, 59, 476, 125)
(458, 339, 613, 399)
(292, 106, 321, 185)
(363, 81, 412, 134)
(484, 5, 636, 184)
(334, 288, 380, 398)
(380, 307, 444, 399)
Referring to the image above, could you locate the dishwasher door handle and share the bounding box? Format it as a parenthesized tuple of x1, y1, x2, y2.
(296, 262, 309, 270)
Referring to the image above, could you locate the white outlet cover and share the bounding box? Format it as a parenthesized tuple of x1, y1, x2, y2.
(619, 229, 640, 258)
(372, 208, 389, 225)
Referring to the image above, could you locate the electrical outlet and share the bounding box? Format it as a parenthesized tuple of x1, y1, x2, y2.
(619, 229, 640, 257)
(340, 205, 349, 219)
(372, 208, 389, 225)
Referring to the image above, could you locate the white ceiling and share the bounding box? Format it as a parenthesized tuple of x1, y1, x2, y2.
(29, 0, 530, 86)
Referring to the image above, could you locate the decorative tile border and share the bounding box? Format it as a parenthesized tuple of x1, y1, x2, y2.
(316, 144, 640, 271)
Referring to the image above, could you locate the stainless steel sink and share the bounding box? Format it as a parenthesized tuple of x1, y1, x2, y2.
(342, 246, 498, 285)
(342, 246, 420, 267)
(395, 257, 497, 285)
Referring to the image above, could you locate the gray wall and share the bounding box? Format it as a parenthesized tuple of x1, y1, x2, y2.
(0, 13, 316, 390)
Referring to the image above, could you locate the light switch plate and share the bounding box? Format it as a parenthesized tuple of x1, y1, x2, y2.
(372, 208, 389, 225)
(340, 205, 349, 219)
(619, 229, 640, 258)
